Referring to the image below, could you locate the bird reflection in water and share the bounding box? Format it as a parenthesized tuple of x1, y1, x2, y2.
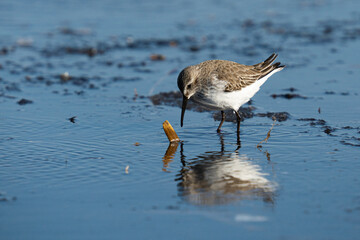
(163, 135, 277, 206)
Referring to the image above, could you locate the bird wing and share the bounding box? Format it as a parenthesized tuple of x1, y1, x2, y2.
(213, 53, 282, 92)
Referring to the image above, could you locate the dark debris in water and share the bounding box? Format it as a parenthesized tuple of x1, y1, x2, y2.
(341, 137, 360, 147)
(271, 93, 308, 99)
(0, 46, 16, 55)
(298, 118, 326, 126)
(325, 90, 335, 95)
(112, 76, 141, 82)
(126, 37, 180, 49)
(256, 112, 290, 122)
(150, 91, 180, 107)
(325, 90, 352, 96)
(323, 126, 336, 135)
(68, 116, 77, 123)
(298, 118, 360, 145)
(342, 126, 360, 130)
(298, 118, 331, 135)
(149, 91, 205, 112)
(17, 98, 33, 105)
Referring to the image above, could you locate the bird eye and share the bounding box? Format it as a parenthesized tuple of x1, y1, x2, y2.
(187, 84, 192, 89)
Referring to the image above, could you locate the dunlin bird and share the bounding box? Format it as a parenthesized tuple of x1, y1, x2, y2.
(177, 53, 285, 133)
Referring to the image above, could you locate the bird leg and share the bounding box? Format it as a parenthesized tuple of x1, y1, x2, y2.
(235, 111, 241, 134)
(216, 111, 225, 133)
(235, 111, 241, 146)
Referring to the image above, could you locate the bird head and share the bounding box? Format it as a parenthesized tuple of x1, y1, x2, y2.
(177, 66, 200, 127)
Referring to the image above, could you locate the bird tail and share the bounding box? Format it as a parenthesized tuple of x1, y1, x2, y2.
(253, 53, 285, 78)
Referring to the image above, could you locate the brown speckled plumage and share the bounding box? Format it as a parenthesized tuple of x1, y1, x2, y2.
(195, 53, 282, 92)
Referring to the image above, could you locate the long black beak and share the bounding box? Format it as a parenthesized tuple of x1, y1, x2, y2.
(180, 96, 188, 127)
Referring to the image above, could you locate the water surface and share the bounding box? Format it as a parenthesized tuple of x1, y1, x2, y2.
(1, 0, 360, 239)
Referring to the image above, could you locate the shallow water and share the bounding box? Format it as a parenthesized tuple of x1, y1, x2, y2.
(1, 0, 360, 239)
